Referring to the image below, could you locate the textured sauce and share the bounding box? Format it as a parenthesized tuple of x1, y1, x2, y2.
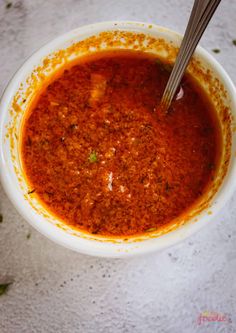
(21, 50, 221, 236)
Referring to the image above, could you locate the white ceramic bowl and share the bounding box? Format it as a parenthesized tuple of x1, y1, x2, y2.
(1, 21, 236, 258)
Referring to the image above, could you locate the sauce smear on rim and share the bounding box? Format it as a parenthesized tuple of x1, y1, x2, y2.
(21, 50, 221, 236)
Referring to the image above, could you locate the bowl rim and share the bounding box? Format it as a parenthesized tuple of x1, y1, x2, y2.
(1, 20, 236, 258)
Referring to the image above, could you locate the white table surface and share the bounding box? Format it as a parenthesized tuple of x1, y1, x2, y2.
(0, 1, 236, 332)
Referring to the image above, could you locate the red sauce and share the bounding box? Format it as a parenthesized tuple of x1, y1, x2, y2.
(21, 50, 221, 236)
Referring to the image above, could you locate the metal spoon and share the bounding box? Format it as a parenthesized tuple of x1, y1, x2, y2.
(160, 0, 221, 112)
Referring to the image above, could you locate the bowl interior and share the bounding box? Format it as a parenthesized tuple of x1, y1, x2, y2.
(1, 21, 236, 257)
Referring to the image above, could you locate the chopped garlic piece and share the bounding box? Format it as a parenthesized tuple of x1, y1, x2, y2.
(50, 101, 59, 106)
(108, 172, 113, 191)
(89, 73, 107, 106)
(120, 185, 125, 193)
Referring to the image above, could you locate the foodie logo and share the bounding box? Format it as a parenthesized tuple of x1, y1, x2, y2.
(197, 311, 232, 325)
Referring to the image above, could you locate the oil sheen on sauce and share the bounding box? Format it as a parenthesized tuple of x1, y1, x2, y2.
(21, 50, 221, 237)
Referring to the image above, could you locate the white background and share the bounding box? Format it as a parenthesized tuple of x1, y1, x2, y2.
(0, 0, 236, 332)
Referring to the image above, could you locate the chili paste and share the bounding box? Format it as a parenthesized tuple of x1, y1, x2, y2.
(21, 51, 221, 236)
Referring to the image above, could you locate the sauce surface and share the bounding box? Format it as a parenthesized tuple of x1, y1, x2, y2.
(21, 51, 220, 236)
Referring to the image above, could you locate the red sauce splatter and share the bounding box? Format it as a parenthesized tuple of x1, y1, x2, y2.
(21, 51, 221, 236)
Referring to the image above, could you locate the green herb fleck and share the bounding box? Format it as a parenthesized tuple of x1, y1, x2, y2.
(145, 227, 157, 233)
(0, 214, 3, 223)
(232, 40, 236, 46)
(89, 151, 98, 163)
(6, 2, 12, 9)
(0, 283, 11, 296)
(212, 48, 220, 54)
(27, 232, 31, 239)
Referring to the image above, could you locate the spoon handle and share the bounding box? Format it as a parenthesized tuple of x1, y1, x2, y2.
(161, 0, 221, 112)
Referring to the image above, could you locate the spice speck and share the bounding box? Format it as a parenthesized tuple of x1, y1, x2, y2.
(0, 283, 11, 296)
(6, 2, 12, 9)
